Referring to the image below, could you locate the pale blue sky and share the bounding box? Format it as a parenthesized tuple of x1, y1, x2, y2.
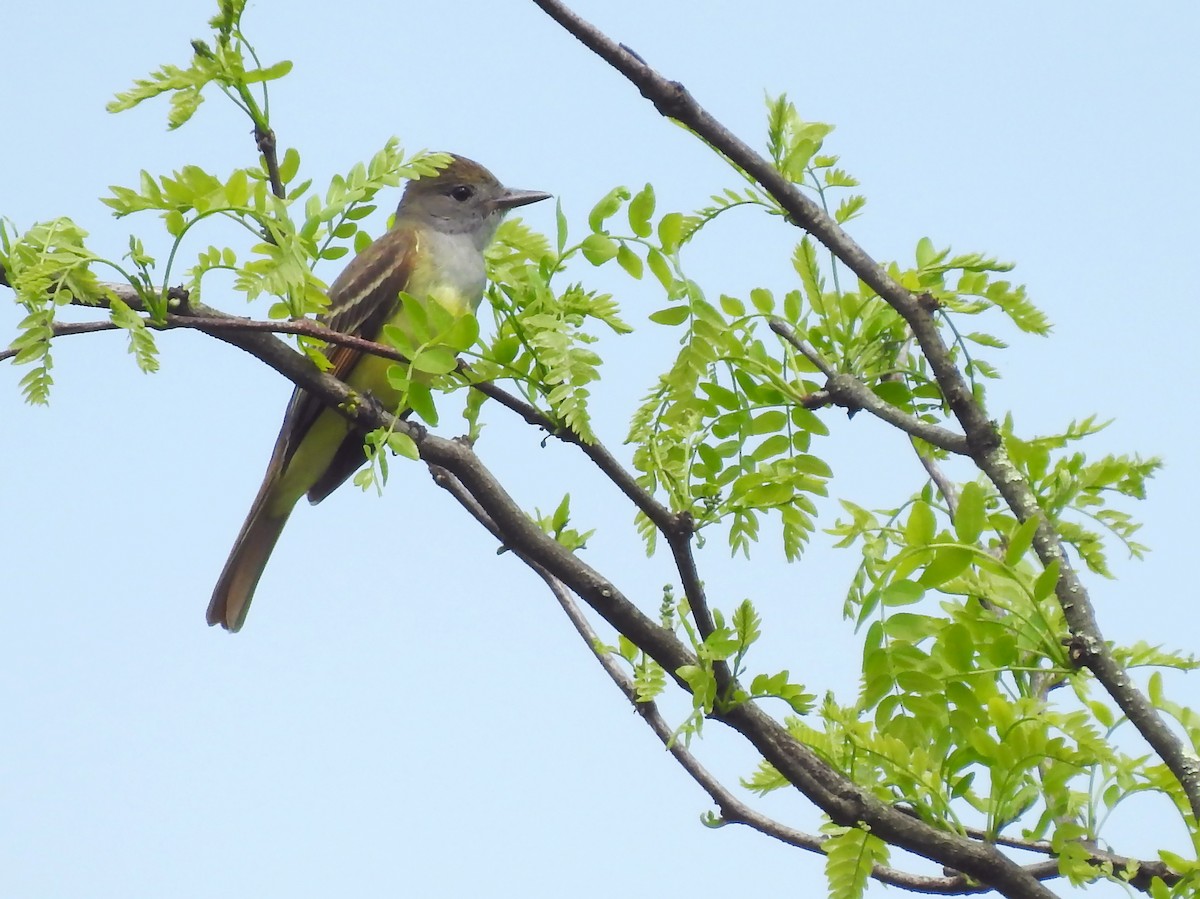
(4, 2, 1199, 896)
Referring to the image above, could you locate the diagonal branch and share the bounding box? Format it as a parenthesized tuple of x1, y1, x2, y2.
(528, 0, 1200, 825)
(915, 440, 961, 518)
(770, 319, 969, 454)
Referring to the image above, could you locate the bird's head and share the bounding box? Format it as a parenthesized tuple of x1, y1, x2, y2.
(397, 154, 551, 245)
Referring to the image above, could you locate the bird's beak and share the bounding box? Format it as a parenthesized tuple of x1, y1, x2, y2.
(492, 188, 553, 212)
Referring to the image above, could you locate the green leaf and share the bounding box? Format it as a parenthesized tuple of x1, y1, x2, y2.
(587, 186, 630, 232)
(1004, 516, 1040, 566)
(919, 547, 973, 587)
(405, 381, 438, 425)
(649, 305, 690, 326)
(783, 289, 802, 320)
(646, 247, 673, 291)
(386, 430, 420, 460)
(904, 501, 936, 546)
(163, 210, 186, 237)
(915, 236, 937, 268)
(750, 410, 787, 434)
(410, 347, 458, 375)
(617, 634, 639, 663)
(109, 296, 160, 373)
(743, 482, 793, 507)
(491, 334, 519, 364)
(732, 600, 761, 647)
(823, 168, 859, 188)
(780, 683, 814, 714)
(616, 243, 644, 279)
(879, 580, 925, 607)
(824, 826, 887, 899)
(550, 493, 571, 531)
(964, 330, 1008, 349)
(720, 294, 745, 317)
(627, 183, 655, 238)
(581, 233, 619, 265)
(954, 482, 986, 543)
(287, 177, 313, 201)
(702, 628, 740, 661)
(242, 59, 294, 84)
(750, 672, 781, 695)
(1033, 561, 1060, 600)
(658, 212, 683, 253)
(749, 288, 774, 313)
(633, 659, 666, 703)
(555, 199, 568, 255)
(677, 664, 716, 712)
(791, 454, 832, 477)
(749, 434, 789, 462)
(278, 147, 301, 184)
(834, 195, 867, 224)
(167, 88, 204, 129)
(883, 612, 936, 642)
(793, 237, 823, 306)
(443, 313, 480, 352)
(381, 324, 417, 357)
(385, 367, 410, 391)
(225, 168, 250, 206)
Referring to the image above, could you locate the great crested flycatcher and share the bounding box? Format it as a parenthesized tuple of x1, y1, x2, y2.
(207, 155, 550, 632)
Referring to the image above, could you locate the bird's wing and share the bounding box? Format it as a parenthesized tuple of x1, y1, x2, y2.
(268, 227, 418, 476)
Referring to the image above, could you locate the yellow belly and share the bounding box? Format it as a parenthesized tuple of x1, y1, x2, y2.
(269, 274, 481, 512)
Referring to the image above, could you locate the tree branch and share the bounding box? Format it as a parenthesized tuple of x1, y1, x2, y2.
(255, 125, 286, 200)
(770, 319, 970, 455)
(915, 441, 960, 519)
(1, 319, 117, 361)
(528, 0, 1200, 827)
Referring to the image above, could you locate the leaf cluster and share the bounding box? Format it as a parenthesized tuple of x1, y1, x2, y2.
(106, 0, 292, 131)
(605, 594, 812, 746)
(810, 477, 1191, 874)
(466, 205, 633, 443)
(2, 218, 123, 402)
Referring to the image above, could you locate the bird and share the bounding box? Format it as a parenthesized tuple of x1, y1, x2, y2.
(207, 154, 551, 632)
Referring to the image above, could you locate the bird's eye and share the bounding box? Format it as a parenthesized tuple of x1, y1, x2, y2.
(450, 185, 474, 202)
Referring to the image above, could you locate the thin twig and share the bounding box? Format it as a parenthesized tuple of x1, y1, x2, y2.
(770, 319, 969, 455)
(1, 319, 118, 361)
(823, 370, 969, 455)
(769, 319, 837, 378)
(255, 126, 286, 199)
(915, 441, 960, 519)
